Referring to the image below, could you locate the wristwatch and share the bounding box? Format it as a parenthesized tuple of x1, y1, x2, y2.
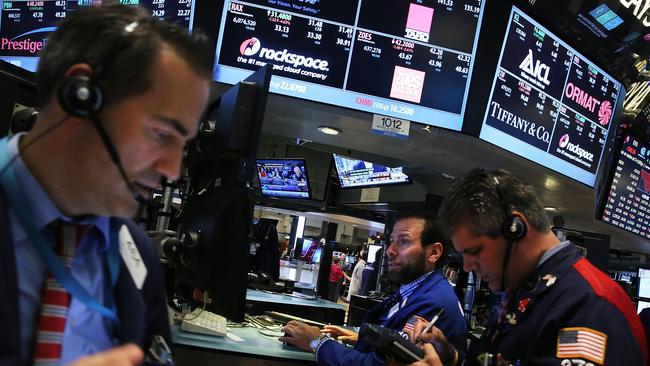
(309, 334, 329, 353)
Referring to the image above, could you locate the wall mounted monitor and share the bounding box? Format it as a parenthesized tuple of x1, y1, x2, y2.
(212, 0, 485, 131)
(639, 268, 650, 299)
(597, 134, 650, 240)
(0, 0, 197, 72)
(333, 153, 411, 189)
(478, 7, 624, 187)
(638, 300, 650, 314)
(299, 237, 318, 262)
(367, 244, 382, 264)
(256, 158, 311, 198)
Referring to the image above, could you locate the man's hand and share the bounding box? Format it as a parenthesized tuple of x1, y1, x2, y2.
(410, 322, 455, 364)
(279, 320, 321, 351)
(322, 325, 358, 345)
(66, 344, 144, 366)
(410, 343, 442, 366)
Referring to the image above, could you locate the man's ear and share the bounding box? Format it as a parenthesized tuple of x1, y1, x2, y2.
(426, 242, 443, 267)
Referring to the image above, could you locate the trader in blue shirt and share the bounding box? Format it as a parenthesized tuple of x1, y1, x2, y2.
(280, 213, 467, 366)
(0, 5, 211, 366)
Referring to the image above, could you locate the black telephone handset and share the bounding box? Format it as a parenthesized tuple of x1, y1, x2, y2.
(360, 323, 424, 363)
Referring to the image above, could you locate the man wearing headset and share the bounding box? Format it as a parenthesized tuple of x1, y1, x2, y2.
(0, 5, 210, 366)
(408, 169, 647, 365)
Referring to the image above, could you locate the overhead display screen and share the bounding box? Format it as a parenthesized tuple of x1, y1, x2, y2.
(333, 153, 411, 189)
(256, 158, 311, 198)
(479, 7, 623, 187)
(213, 0, 485, 131)
(599, 134, 650, 240)
(0, 0, 197, 72)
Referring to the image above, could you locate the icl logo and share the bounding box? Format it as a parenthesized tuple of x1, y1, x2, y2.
(519, 49, 551, 85)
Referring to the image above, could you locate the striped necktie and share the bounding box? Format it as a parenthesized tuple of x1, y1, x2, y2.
(33, 222, 87, 366)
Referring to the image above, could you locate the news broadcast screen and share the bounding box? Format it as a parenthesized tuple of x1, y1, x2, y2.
(333, 153, 410, 189)
(0, 0, 197, 72)
(599, 134, 650, 240)
(212, 0, 485, 131)
(256, 158, 310, 198)
(479, 7, 623, 187)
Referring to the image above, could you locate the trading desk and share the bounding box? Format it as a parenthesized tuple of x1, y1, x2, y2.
(246, 289, 346, 325)
(173, 325, 316, 366)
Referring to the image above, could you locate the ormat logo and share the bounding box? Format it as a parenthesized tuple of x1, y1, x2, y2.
(238, 37, 329, 71)
(558, 134, 594, 162)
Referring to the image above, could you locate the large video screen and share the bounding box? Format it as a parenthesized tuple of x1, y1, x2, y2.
(256, 158, 310, 198)
(0, 0, 197, 72)
(479, 7, 623, 187)
(213, 0, 485, 131)
(333, 153, 410, 189)
(599, 134, 650, 240)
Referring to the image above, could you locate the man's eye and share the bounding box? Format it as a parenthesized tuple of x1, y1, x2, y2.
(400, 238, 410, 247)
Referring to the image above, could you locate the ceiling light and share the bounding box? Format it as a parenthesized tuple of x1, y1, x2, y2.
(544, 206, 559, 212)
(317, 126, 341, 135)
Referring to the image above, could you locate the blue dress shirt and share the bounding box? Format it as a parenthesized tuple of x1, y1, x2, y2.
(5, 134, 116, 366)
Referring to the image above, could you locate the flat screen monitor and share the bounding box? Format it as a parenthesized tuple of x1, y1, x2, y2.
(639, 268, 650, 299)
(597, 134, 650, 240)
(212, 0, 486, 131)
(333, 153, 410, 189)
(256, 158, 311, 199)
(299, 238, 318, 262)
(367, 244, 382, 264)
(0, 0, 198, 72)
(478, 7, 624, 187)
(638, 300, 650, 314)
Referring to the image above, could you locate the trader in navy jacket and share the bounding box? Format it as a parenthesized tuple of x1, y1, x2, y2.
(280, 213, 467, 366)
(411, 169, 647, 366)
(0, 5, 211, 366)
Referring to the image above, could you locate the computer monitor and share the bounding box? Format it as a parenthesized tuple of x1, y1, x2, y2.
(299, 238, 318, 262)
(639, 268, 650, 299)
(367, 244, 383, 264)
(0, 0, 199, 72)
(0, 60, 37, 137)
(596, 133, 650, 240)
(211, 0, 487, 131)
(333, 153, 411, 189)
(256, 158, 311, 199)
(173, 65, 271, 322)
(638, 300, 650, 314)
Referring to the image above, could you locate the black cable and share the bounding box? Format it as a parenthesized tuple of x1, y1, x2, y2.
(0, 115, 70, 179)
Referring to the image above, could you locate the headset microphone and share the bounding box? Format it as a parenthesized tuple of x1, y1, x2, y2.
(88, 114, 147, 205)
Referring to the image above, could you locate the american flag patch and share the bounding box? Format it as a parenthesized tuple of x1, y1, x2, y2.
(402, 314, 426, 335)
(556, 327, 607, 364)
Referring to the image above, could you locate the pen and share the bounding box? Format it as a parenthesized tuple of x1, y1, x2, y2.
(415, 308, 444, 342)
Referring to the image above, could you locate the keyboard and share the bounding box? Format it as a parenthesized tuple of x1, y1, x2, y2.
(181, 308, 228, 337)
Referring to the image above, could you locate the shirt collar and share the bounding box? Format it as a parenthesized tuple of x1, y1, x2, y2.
(536, 240, 572, 268)
(399, 270, 435, 299)
(6, 134, 110, 248)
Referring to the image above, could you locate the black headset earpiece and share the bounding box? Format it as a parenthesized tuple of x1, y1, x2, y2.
(502, 216, 526, 241)
(493, 174, 527, 241)
(57, 75, 103, 118)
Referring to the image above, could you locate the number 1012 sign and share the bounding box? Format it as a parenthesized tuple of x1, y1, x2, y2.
(371, 114, 411, 139)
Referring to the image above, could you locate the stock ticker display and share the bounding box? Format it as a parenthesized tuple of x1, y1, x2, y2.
(600, 135, 650, 240)
(480, 8, 622, 187)
(213, 0, 485, 131)
(0, 0, 196, 71)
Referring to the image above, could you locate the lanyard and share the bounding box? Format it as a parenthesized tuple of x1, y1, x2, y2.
(0, 137, 120, 327)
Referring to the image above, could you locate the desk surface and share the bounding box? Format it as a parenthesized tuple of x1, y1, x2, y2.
(172, 325, 315, 361)
(247, 289, 344, 310)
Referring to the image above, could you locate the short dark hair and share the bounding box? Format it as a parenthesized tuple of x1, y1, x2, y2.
(36, 4, 213, 107)
(437, 169, 551, 239)
(393, 212, 450, 267)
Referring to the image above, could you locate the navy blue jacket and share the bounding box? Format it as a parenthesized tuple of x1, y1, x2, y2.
(317, 271, 467, 366)
(467, 244, 647, 365)
(0, 188, 171, 366)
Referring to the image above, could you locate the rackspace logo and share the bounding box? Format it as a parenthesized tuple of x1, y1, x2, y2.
(238, 37, 329, 71)
(558, 134, 594, 162)
(565, 82, 600, 113)
(519, 49, 550, 86)
(0, 38, 43, 54)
